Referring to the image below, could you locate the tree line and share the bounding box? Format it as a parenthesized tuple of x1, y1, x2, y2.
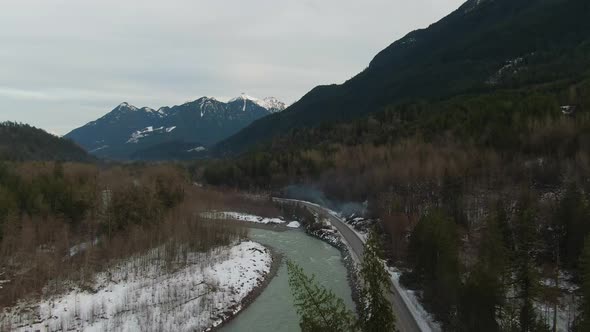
(0, 161, 252, 309)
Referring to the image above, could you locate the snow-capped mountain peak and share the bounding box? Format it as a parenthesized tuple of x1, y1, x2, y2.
(116, 102, 138, 111)
(228, 93, 259, 103)
(197, 96, 220, 105)
(228, 94, 286, 113)
(258, 97, 286, 113)
(141, 107, 167, 117)
(228, 94, 259, 112)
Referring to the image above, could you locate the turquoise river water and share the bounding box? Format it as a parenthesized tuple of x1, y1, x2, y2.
(221, 228, 355, 332)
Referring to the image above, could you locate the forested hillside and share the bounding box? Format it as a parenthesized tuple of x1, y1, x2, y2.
(216, 0, 590, 154)
(200, 1, 590, 329)
(0, 122, 90, 162)
(203, 70, 590, 332)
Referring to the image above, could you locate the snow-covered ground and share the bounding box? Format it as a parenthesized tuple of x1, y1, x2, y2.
(534, 272, 579, 332)
(68, 238, 100, 258)
(1, 241, 272, 332)
(286, 221, 301, 228)
(201, 211, 300, 228)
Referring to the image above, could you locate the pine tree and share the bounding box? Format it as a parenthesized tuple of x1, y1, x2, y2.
(405, 210, 460, 327)
(286, 260, 357, 332)
(459, 216, 507, 332)
(513, 201, 547, 332)
(0, 185, 18, 241)
(359, 230, 397, 332)
(554, 184, 589, 269)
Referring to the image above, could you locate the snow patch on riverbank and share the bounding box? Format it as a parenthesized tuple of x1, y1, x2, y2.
(201, 211, 287, 225)
(2, 241, 272, 332)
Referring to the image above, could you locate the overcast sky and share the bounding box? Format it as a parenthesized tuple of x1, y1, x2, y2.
(0, 0, 465, 135)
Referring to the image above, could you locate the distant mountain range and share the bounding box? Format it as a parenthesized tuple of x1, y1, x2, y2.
(0, 122, 91, 162)
(65, 94, 286, 160)
(216, 0, 590, 154)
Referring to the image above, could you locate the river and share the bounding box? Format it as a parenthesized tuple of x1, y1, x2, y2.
(221, 228, 355, 332)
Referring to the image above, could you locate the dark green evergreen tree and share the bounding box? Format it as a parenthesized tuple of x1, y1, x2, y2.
(404, 210, 460, 328)
(553, 184, 590, 268)
(513, 199, 548, 332)
(459, 216, 507, 332)
(286, 260, 357, 332)
(359, 230, 396, 332)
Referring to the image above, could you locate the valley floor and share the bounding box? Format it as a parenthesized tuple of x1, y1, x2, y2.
(1, 241, 273, 332)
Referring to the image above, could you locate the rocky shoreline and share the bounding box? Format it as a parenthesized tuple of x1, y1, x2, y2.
(305, 226, 363, 315)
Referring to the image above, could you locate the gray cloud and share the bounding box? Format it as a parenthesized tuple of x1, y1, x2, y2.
(0, 0, 465, 135)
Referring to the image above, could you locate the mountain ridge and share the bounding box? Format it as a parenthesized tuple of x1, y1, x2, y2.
(0, 122, 91, 162)
(215, 0, 590, 155)
(65, 94, 286, 160)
